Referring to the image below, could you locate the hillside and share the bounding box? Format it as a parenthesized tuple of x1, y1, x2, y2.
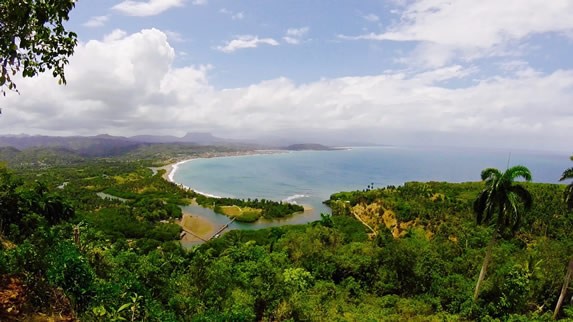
(0, 158, 572, 320)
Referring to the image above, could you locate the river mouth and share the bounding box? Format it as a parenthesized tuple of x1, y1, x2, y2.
(178, 202, 330, 248)
(183, 202, 330, 229)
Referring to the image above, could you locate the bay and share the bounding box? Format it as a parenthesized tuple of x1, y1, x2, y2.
(173, 146, 571, 228)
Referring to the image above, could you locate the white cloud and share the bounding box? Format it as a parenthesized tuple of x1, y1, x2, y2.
(83, 15, 109, 28)
(345, 0, 573, 67)
(220, 8, 245, 20)
(3, 29, 572, 150)
(113, 0, 185, 16)
(103, 29, 128, 42)
(283, 27, 309, 45)
(363, 14, 379, 22)
(216, 35, 279, 53)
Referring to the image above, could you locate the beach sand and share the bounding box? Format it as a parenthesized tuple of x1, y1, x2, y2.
(164, 151, 315, 245)
(162, 160, 219, 245)
(159, 164, 174, 181)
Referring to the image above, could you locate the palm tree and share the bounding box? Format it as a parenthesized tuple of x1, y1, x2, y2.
(559, 156, 573, 210)
(473, 165, 533, 301)
(554, 156, 573, 319)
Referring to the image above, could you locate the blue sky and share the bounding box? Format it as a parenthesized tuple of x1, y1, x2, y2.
(2, 0, 573, 151)
(72, 0, 404, 87)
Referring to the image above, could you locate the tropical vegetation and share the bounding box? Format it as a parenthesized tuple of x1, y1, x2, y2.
(0, 152, 572, 320)
(472, 166, 533, 301)
(560, 156, 573, 210)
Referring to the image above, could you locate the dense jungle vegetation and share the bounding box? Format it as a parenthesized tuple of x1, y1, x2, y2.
(0, 153, 572, 321)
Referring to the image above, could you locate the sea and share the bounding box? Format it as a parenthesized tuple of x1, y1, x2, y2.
(172, 146, 571, 230)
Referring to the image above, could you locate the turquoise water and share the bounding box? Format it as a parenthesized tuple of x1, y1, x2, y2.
(173, 146, 571, 228)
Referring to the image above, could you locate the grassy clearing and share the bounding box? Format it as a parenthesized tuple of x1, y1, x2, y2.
(220, 205, 262, 223)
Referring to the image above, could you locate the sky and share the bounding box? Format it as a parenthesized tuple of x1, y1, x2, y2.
(1, 0, 573, 151)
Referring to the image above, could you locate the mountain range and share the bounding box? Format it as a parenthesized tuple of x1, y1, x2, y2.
(0, 132, 237, 157)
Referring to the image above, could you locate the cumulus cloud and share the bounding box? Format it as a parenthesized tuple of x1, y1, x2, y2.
(113, 0, 186, 16)
(216, 35, 279, 53)
(2, 29, 572, 150)
(283, 27, 309, 45)
(345, 0, 573, 67)
(83, 15, 109, 28)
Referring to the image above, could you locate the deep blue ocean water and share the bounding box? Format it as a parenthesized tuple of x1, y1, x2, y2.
(173, 146, 571, 228)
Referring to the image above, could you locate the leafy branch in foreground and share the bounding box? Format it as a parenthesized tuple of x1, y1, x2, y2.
(0, 0, 77, 95)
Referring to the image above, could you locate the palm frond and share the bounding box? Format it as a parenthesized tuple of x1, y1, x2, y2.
(506, 165, 532, 182)
(509, 185, 533, 210)
(474, 166, 532, 234)
(559, 167, 573, 181)
(474, 191, 487, 224)
(481, 168, 501, 181)
(511, 209, 522, 233)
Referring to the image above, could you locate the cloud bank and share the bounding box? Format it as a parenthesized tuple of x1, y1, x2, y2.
(346, 0, 573, 67)
(2, 29, 572, 150)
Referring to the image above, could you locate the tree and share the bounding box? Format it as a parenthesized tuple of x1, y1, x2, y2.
(20, 181, 75, 225)
(554, 156, 573, 318)
(559, 156, 573, 210)
(472, 166, 533, 301)
(553, 259, 573, 319)
(0, 165, 23, 234)
(0, 0, 77, 94)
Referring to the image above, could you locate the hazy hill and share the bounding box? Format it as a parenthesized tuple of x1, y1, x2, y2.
(0, 135, 142, 156)
(0, 146, 85, 167)
(284, 143, 337, 151)
(129, 132, 229, 145)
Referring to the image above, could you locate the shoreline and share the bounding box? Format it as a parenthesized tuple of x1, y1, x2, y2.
(164, 149, 317, 244)
(163, 149, 287, 195)
(165, 150, 316, 209)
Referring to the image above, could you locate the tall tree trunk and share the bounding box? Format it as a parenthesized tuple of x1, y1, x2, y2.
(553, 259, 573, 319)
(473, 232, 497, 301)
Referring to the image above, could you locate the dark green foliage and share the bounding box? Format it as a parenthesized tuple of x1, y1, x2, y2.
(197, 195, 304, 220)
(1, 159, 572, 321)
(331, 215, 368, 242)
(0, 0, 77, 93)
(46, 241, 95, 310)
(0, 165, 23, 234)
(474, 166, 533, 236)
(559, 156, 573, 210)
(472, 166, 533, 301)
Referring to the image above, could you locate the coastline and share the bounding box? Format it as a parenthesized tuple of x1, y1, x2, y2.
(165, 149, 308, 244)
(165, 151, 317, 211)
(163, 149, 286, 194)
